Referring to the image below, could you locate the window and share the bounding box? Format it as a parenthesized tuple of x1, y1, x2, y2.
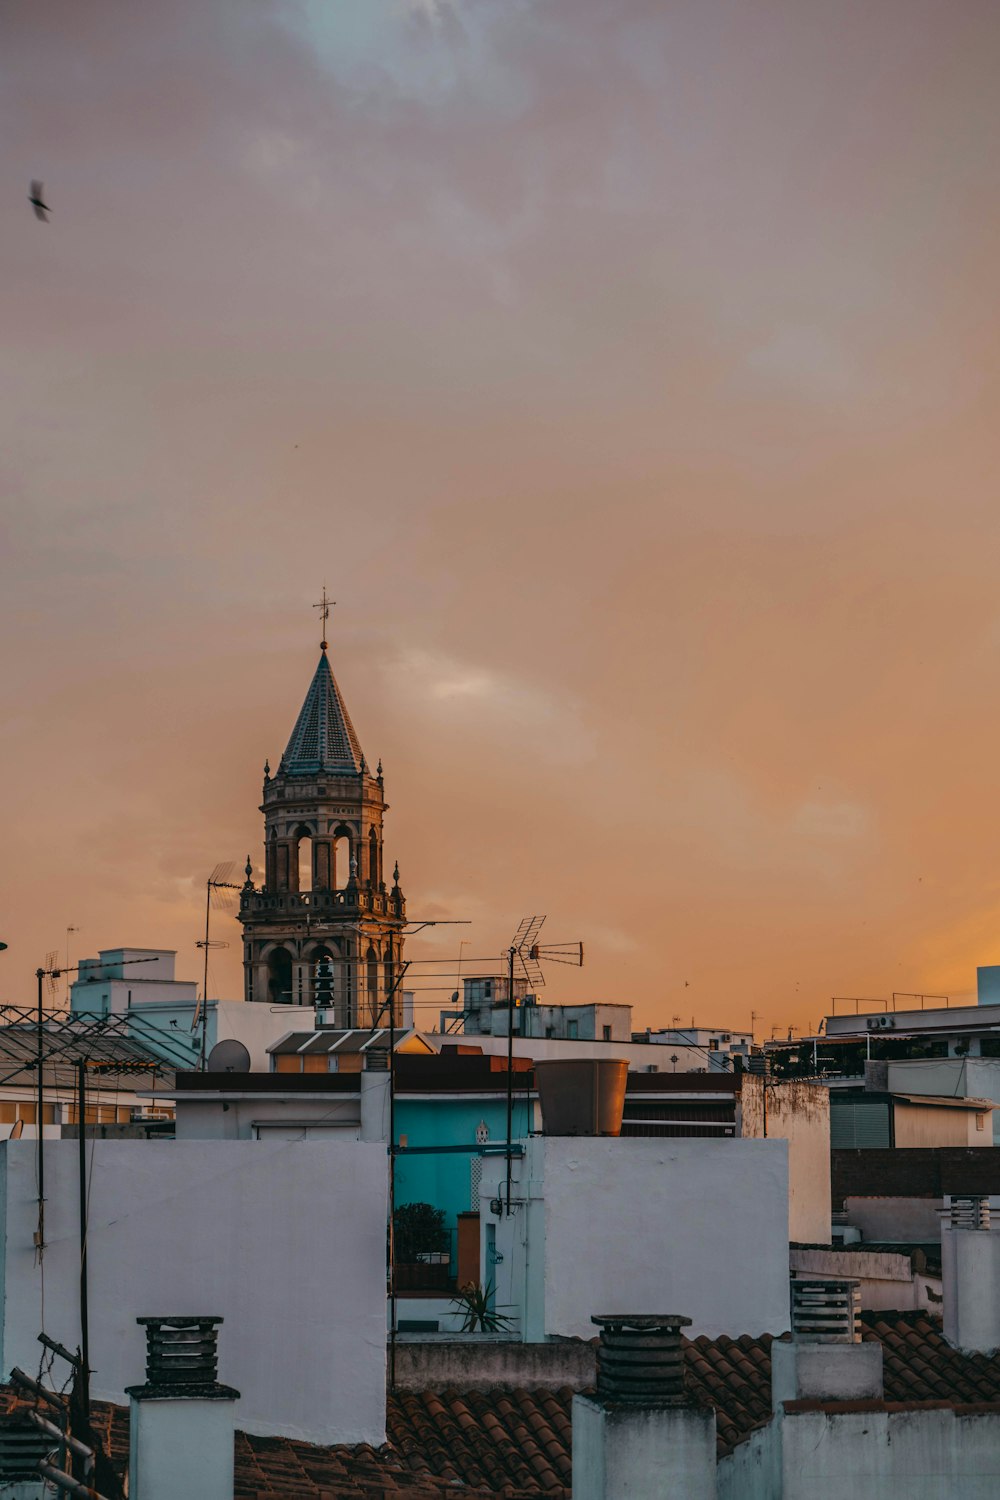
(977, 1113, 986, 1132)
(296, 827, 313, 891)
(567, 1020, 579, 1039)
(602, 1025, 612, 1041)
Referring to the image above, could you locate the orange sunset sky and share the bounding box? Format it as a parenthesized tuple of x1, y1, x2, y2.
(3, 1, 1000, 1035)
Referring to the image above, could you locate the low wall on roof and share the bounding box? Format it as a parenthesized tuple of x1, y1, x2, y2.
(392, 1335, 596, 1391)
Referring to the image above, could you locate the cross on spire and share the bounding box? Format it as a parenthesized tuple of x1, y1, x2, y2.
(313, 586, 335, 651)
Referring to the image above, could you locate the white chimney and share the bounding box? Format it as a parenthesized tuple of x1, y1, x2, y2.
(942, 1196, 1000, 1353)
(572, 1315, 717, 1500)
(772, 1277, 883, 1406)
(127, 1316, 239, 1500)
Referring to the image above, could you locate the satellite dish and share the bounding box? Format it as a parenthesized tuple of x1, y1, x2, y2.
(9, 1118, 24, 1139)
(207, 1039, 252, 1074)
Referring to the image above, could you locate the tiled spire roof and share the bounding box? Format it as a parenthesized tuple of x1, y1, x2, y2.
(281, 651, 364, 775)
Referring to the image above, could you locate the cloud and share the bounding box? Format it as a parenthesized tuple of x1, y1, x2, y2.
(383, 647, 597, 764)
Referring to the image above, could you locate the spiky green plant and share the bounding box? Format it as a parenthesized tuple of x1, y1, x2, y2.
(450, 1281, 514, 1334)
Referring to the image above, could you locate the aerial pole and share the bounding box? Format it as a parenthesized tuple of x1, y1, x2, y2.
(193, 863, 241, 1068)
(36, 965, 45, 1252)
(77, 1059, 90, 1422)
(502, 917, 584, 1214)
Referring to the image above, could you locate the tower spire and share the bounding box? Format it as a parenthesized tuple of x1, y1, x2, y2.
(313, 586, 334, 652)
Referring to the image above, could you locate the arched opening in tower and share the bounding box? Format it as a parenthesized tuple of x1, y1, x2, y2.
(295, 826, 313, 892)
(267, 947, 293, 1005)
(368, 827, 379, 887)
(333, 831, 352, 890)
(312, 945, 336, 1006)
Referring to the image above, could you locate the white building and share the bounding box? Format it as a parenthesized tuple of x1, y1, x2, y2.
(482, 1134, 792, 1342)
(0, 1138, 388, 1446)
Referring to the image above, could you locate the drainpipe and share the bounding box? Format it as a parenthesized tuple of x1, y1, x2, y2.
(126, 1316, 239, 1500)
(572, 1315, 716, 1500)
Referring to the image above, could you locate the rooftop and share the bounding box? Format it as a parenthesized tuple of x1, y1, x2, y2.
(9, 1313, 999, 1499)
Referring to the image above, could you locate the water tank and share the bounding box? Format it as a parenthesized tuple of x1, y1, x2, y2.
(534, 1058, 628, 1136)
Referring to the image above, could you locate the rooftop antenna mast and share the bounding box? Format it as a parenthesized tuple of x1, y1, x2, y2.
(192, 862, 241, 1070)
(64, 926, 79, 1007)
(502, 916, 584, 1213)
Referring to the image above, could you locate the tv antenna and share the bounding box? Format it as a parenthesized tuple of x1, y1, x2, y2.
(502, 915, 584, 1213)
(192, 862, 242, 1069)
(44, 952, 60, 1008)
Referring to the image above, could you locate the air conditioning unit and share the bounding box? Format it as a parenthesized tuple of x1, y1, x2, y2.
(866, 1015, 896, 1030)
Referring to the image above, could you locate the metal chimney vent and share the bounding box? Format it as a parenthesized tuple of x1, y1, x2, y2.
(138, 1316, 223, 1388)
(791, 1278, 861, 1344)
(592, 1314, 691, 1406)
(948, 1196, 991, 1231)
(0, 1417, 54, 1478)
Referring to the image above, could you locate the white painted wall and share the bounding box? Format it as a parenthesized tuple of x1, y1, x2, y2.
(720, 1409, 1000, 1499)
(130, 1000, 316, 1070)
(174, 1096, 362, 1140)
(779, 1407, 1000, 1500)
(174, 1072, 388, 1142)
(483, 1136, 790, 1342)
(740, 1079, 831, 1244)
(0, 1140, 387, 1445)
(789, 1246, 941, 1314)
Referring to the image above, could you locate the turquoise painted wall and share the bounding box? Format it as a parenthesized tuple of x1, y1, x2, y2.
(393, 1096, 533, 1237)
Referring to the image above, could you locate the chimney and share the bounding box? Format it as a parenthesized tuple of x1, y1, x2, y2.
(0, 1416, 54, 1499)
(572, 1315, 717, 1500)
(127, 1316, 239, 1500)
(771, 1277, 883, 1407)
(942, 1196, 1000, 1352)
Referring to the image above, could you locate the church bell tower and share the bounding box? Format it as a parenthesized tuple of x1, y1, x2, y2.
(239, 602, 406, 1023)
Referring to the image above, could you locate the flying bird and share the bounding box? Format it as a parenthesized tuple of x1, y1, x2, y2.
(28, 181, 50, 221)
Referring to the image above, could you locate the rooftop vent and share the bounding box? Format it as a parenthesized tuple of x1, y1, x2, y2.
(0, 1416, 53, 1479)
(947, 1195, 991, 1231)
(790, 1278, 860, 1344)
(592, 1314, 691, 1406)
(137, 1316, 222, 1389)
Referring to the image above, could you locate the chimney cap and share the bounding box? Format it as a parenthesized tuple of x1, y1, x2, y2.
(592, 1314, 692, 1330)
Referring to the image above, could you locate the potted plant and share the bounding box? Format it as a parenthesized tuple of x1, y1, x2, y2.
(392, 1202, 451, 1290)
(450, 1281, 514, 1334)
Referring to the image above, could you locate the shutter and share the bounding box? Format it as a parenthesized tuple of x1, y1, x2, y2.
(830, 1099, 891, 1149)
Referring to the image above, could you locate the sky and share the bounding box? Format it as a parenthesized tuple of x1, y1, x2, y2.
(3, 0, 1000, 1036)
